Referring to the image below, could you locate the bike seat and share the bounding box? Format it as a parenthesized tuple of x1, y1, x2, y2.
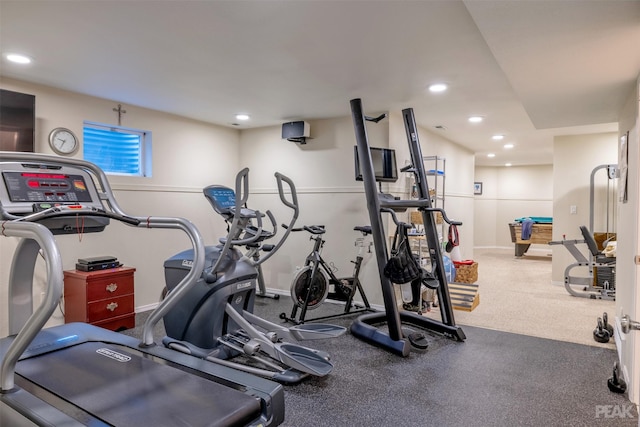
(354, 225, 372, 235)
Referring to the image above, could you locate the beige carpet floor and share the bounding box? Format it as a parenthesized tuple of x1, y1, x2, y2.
(424, 247, 616, 349)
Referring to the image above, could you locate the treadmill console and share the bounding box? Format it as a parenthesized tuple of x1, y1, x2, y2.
(0, 161, 110, 234)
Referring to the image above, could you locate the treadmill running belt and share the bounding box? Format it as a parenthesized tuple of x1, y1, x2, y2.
(16, 341, 261, 426)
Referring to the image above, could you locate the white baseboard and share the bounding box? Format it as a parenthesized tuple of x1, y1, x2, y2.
(262, 287, 385, 311)
(475, 246, 553, 258)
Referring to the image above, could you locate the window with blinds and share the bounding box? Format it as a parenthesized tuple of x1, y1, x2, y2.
(83, 122, 152, 176)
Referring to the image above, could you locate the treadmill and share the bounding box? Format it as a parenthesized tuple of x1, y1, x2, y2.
(0, 152, 285, 426)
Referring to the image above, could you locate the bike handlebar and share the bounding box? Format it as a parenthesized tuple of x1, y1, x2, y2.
(283, 224, 372, 236)
(282, 224, 326, 235)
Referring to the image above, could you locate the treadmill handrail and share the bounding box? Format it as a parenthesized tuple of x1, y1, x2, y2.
(12, 205, 141, 226)
(140, 216, 206, 346)
(0, 152, 207, 351)
(0, 221, 62, 392)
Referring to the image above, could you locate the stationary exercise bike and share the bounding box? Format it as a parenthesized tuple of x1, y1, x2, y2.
(161, 168, 346, 384)
(280, 224, 374, 324)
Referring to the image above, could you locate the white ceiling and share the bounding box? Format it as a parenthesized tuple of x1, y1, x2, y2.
(1, 1, 638, 166)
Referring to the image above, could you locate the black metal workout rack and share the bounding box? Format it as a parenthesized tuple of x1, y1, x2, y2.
(349, 98, 466, 357)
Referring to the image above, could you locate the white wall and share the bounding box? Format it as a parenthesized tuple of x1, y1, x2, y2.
(0, 78, 243, 335)
(551, 132, 618, 283)
(237, 116, 384, 304)
(474, 165, 553, 250)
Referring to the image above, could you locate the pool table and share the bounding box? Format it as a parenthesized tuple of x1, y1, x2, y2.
(508, 217, 553, 257)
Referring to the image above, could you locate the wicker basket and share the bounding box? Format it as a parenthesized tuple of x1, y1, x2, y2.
(410, 210, 443, 225)
(454, 262, 478, 284)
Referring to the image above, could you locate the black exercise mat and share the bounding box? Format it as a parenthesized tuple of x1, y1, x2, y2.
(123, 298, 638, 426)
(252, 298, 637, 427)
(17, 341, 261, 427)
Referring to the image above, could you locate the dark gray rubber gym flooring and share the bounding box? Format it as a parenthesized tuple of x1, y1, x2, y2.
(124, 297, 638, 427)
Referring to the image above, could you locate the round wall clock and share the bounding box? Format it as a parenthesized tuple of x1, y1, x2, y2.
(48, 127, 79, 155)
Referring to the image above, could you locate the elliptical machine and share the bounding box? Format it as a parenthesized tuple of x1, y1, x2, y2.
(162, 168, 346, 384)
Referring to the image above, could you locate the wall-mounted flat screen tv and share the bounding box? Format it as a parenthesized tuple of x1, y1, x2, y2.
(354, 146, 398, 183)
(0, 89, 36, 152)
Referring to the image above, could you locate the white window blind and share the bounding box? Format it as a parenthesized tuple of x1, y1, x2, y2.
(83, 122, 151, 176)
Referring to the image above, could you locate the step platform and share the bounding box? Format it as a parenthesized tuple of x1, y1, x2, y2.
(449, 282, 480, 312)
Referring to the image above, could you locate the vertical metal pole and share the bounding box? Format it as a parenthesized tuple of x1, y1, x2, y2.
(350, 98, 403, 341)
(402, 108, 456, 326)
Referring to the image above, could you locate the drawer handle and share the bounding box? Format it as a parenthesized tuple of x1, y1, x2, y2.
(106, 283, 118, 293)
(106, 302, 119, 312)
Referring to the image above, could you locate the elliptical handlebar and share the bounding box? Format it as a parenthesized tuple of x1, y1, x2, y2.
(253, 171, 299, 266)
(221, 168, 267, 247)
(275, 172, 298, 210)
(209, 169, 265, 278)
(225, 210, 266, 246)
(212, 168, 299, 268)
(234, 167, 251, 209)
(242, 209, 277, 242)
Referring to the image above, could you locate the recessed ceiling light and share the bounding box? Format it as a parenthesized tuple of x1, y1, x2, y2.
(428, 83, 448, 93)
(487, 153, 496, 158)
(468, 116, 483, 123)
(505, 163, 512, 167)
(492, 134, 504, 140)
(235, 114, 250, 121)
(5, 53, 32, 64)
(503, 143, 514, 149)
